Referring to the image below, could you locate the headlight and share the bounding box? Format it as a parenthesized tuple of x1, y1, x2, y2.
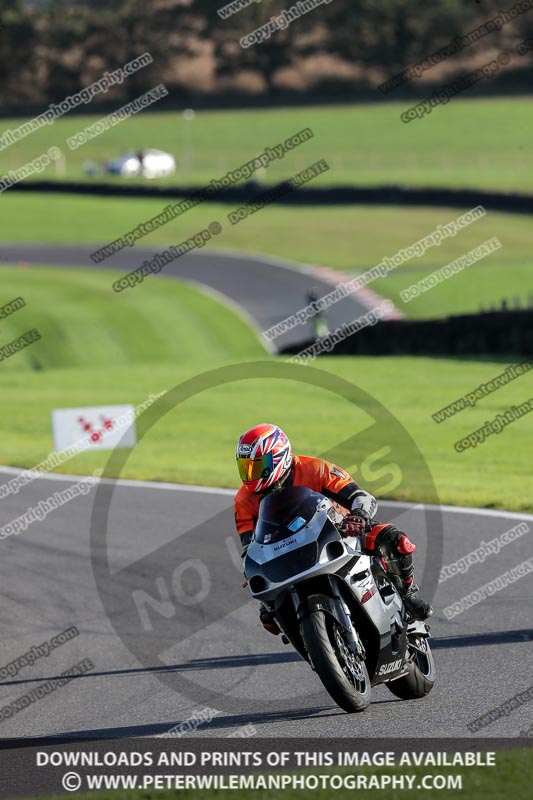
(249, 575, 267, 593)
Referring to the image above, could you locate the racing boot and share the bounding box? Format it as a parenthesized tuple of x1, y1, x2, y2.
(395, 535, 433, 620)
(259, 603, 280, 635)
(377, 531, 433, 621)
(402, 579, 433, 621)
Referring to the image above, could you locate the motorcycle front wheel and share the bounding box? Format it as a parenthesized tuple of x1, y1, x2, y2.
(301, 610, 371, 713)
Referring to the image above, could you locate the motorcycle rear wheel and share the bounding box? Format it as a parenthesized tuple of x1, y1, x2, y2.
(387, 635, 435, 700)
(301, 610, 371, 713)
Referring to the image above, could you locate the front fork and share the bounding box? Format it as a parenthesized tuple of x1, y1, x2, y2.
(292, 582, 364, 659)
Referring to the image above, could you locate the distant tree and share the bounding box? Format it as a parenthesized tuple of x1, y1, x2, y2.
(33, 0, 196, 102)
(0, 0, 524, 108)
(322, 0, 482, 79)
(37, 0, 93, 102)
(69, 0, 193, 100)
(0, 0, 39, 105)
(194, 0, 486, 92)
(197, 0, 304, 94)
(513, 0, 533, 64)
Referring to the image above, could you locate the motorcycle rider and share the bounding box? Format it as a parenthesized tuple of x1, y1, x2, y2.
(235, 423, 433, 635)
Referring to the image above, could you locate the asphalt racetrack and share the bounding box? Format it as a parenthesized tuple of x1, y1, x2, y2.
(0, 244, 376, 351)
(1, 466, 532, 743)
(0, 244, 531, 743)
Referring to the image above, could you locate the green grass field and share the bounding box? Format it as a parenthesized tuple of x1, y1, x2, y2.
(1, 193, 531, 320)
(1, 99, 533, 191)
(40, 748, 533, 800)
(0, 266, 264, 370)
(1, 267, 532, 512)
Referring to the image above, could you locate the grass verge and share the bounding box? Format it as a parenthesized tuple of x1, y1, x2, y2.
(0, 267, 532, 512)
(1, 194, 532, 319)
(2, 99, 533, 191)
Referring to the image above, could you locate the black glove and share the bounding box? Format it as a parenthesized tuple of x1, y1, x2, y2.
(341, 511, 370, 538)
(239, 530, 253, 558)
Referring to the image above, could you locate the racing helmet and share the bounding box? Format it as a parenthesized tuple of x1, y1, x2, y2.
(236, 423, 292, 493)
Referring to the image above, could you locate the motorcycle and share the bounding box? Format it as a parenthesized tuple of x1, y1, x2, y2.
(243, 485, 435, 713)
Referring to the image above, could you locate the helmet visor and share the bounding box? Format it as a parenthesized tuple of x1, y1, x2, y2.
(237, 451, 274, 482)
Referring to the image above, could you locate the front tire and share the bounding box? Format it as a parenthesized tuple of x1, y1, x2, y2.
(387, 635, 435, 700)
(301, 610, 371, 713)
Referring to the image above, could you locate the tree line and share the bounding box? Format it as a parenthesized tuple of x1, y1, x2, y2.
(1, 0, 531, 108)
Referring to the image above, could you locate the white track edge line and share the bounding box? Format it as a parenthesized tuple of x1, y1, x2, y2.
(1, 465, 532, 520)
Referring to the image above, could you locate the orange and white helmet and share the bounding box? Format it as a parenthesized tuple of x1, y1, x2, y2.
(236, 423, 292, 493)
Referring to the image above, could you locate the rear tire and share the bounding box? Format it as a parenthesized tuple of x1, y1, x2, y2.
(301, 610, 371, 713)
(387, 635, 435, 700)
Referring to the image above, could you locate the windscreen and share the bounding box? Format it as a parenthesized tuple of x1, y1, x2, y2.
(254, 486, 324, 545)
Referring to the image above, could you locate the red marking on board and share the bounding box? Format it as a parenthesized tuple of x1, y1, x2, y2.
(77, 414, 116, 445)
